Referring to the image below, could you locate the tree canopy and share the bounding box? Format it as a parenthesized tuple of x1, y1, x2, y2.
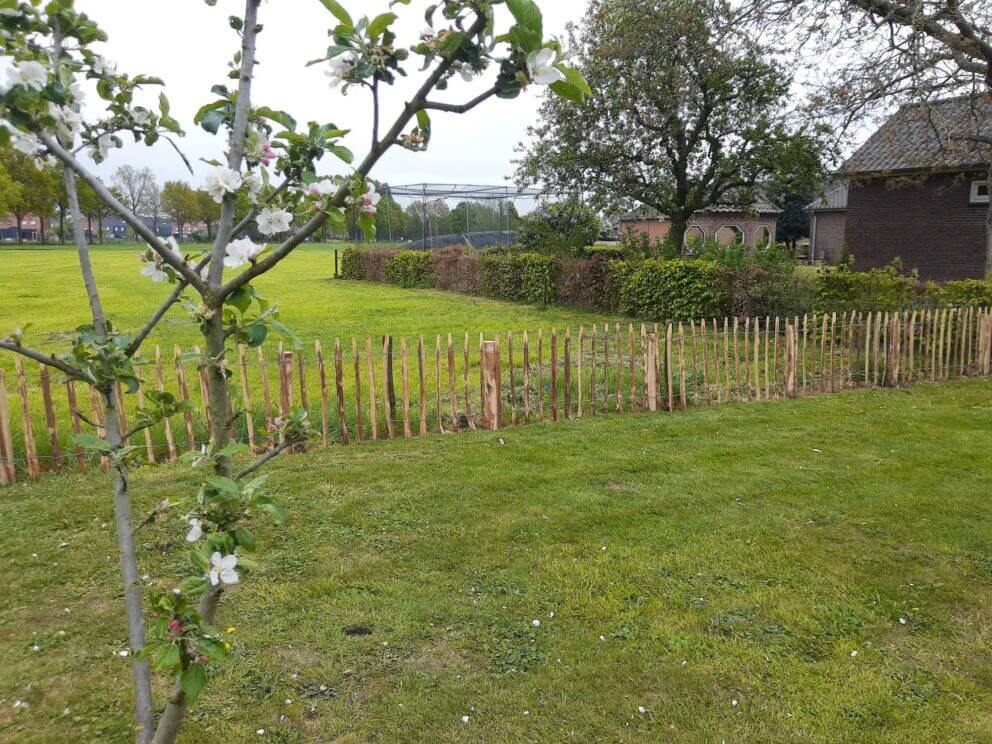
(518, 0, 827, 250)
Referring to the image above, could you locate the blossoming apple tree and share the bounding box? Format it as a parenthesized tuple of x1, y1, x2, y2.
(0, 0, 587, 742)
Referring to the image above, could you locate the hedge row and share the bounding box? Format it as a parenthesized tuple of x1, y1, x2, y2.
(340, 247, 992, 321)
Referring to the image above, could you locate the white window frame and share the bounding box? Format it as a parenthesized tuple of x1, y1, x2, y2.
(970, 180, 989, 204)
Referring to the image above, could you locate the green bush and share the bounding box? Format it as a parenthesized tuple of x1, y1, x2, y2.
(930, 278, 992, 306)
(340, 246, 366, 279)
(479, 252, 556, 303)
(385, 250, 433, 288)
(815, 259, 924, 311)
(613, 258, 723, 321)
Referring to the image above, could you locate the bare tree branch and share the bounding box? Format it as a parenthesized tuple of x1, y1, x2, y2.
(0, 341, 94, 383)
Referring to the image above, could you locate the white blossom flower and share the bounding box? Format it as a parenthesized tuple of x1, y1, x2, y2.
(307, 179, 336, 198)
(47, 103, 83, 139)
(92, 57, 117, 76)
(8, 60, 47, 91)
(208, 551, 239, 586)
(89, 133, 117, 161)
(256, 207, 292, 236)
(140, 262, 168, 283)
(243, 171, 263, 201)
(526, 48, 565, 86)
(224, 237, 265, 268)
(205, 167, 243, 204)
(131, 108, 152, 127)
(185, 518, 203, 543)
(354, 182, 381, 217)
(68, 81, 86, 103)
(9, 129, 40, 156)
(421, 27, 435, 39)
(325, 52, 357, 89)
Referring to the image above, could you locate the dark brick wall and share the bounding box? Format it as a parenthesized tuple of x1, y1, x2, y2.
(811, 211, 847, 264)
(844, 173, 987, 280)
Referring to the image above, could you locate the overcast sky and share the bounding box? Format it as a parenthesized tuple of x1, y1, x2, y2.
(76, 0, 589, 190)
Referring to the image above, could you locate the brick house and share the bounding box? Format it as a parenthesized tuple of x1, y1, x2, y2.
(0, 213, 48, 241)
(812, 97, 992, 280)
(618, 196, 781, 249)
(808, 181, 848, 264)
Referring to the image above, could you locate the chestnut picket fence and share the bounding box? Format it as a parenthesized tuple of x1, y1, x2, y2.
(1, 305, 991, 484)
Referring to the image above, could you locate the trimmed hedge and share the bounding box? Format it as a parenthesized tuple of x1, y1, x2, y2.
(479, 252, 556, 304)
(386, 250, 432, 288)
(613, 258, 723, 321)
(340, 247, 992, 321)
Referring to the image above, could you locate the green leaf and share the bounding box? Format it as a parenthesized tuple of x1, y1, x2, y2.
(206, 476, 241, 495)
(550, 80, 584, 104)
(506, 0, 542, 37)
(225, 286, 253, 314)
(257, 500, 287, 526)
(328, 144, 353, 164)
(317, 0, 352, 27)
(559, 65, 592, 97)
(509, 25, 541, 53)
(180, 663, 208, 703)
(152, 642, 181, 671)
(254, 106, 296, 132)
(189, 548, 211, 572)
(368, 12, 397, 40)
(196, 636, 229, 662)
(234, 526, 257, 551)
(71, 434, 114, 453)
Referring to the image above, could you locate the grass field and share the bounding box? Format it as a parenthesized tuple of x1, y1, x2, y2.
(1, 381, 992, 742)
(0, 244, 629, 469)
(0, 244, 622, 359)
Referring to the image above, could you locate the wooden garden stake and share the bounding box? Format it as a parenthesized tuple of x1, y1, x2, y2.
(353, 339, 365, 442)
(65, 380, 85, 471)
(14, 358, 39, 479)
(315, 341, 330, 447)
(563, 328, 572, 418)
(383, 336, 395, 439)
(462, 332, 475, 430)
(367, 337, 379, 440)
(418, 336, 428, 436)
(400, 337, 412, 438)
(0, 370, 15, 483)
(175, 346, 196, 451)
(39, 365, 62, 469)
(522, 330, 532, 422)
(550, 328, 559, 422)
(447, 333, 458, 431)
(335, 339, 349, 444)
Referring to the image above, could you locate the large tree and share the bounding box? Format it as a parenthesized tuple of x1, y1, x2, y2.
(195, 188, 222, 241)
(753, 0, 992, 272)
(518, 0, 821, 251)
(4, 146, 58, 241)
(161, 180, 198, 241)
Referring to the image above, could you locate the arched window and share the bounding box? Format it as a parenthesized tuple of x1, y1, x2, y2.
(755, 225, 772, 246)
(715, 225, 744, 246)
(684, 225, 705, 249)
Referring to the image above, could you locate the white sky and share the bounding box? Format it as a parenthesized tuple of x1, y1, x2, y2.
(76, 0, 589, 189)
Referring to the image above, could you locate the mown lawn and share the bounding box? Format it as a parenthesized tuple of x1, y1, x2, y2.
(1, 381, 991, 742)
(0, 244, 623, 361)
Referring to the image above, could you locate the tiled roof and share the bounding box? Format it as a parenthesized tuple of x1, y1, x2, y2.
(620, 191, 781, 221)
(808, 181, 848, 211)
(843, 96, 992, 175)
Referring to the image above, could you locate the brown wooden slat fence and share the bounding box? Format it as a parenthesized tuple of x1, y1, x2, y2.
(1, 306, 991, 484)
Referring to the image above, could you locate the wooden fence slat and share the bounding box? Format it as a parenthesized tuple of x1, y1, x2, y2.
(367, 337, 379, 440)
(65, 380, 86, 471)
(335, 339, 349, 445)
(664, 324, 673, 411)
(315, 341, 330, 447)
(0, 370, 15, 483)
(174, 347, 196, 452)
(134, 369, 156, 463)
(154, 347, 176, 461)
(522, 330, 532, 423)
(700, 320, 711, 404)
(400, 337, 412, 438)
(689, 320, 698, 405)
(537, 330, 545, 422)
(577, 326, 585, 417)
(628, 324, 638, 413)
(383, 336, 396, 439)
(418, 336, 428, 436)
(447, 333, 458, 431)
(550, 328, 559, 422)
(589, 325, 597, 415)
(752, 318, 761, 401)
(462, 332, 475, 431)
(192, 345, 213, 441)
(39, 365, 62, 469)
(14, 358, 40, 479)
(615, 323, 624, 413)
(353, 339, 365, 442)
(237, 345, 255, 454)
(481, 340, 500, 430)
(763, 316, 771, 401)
(257, 347, 274, 449)
(507, 331, 517, 426)
(434, 335, 444, 434)
(563, 328, 572, 418)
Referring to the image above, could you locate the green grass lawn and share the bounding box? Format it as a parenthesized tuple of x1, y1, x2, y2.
(0, 244, 623, 358)
(1, 381, 991, 742)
